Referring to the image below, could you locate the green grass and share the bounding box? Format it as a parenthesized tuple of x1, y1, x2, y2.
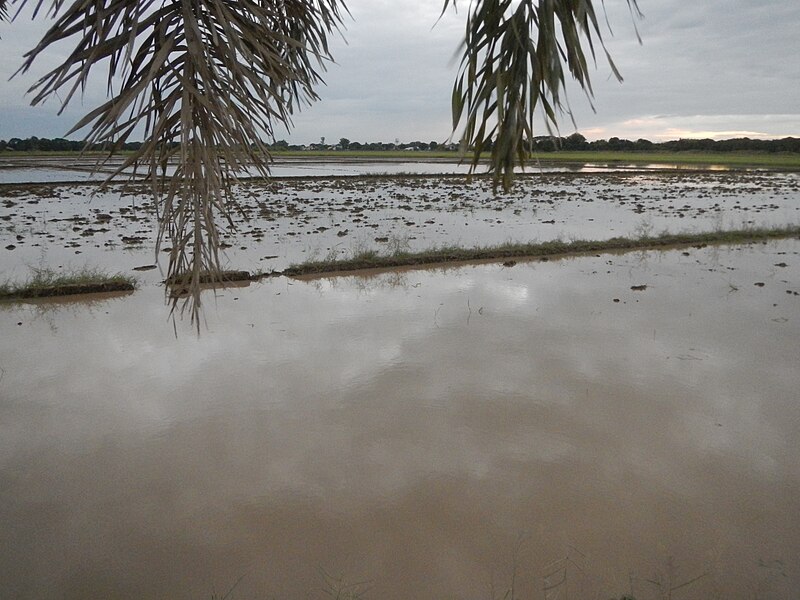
(5, 148, 799, 169)
(282, 225, 800, 277)
(0, 150, 132, 157)
(0, 267, 136, 300)
(272, 149, 800, 169)
(529, 151, 800, 169)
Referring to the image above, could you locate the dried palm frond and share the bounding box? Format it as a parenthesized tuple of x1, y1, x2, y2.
(444, 0, 641, 191)
(12, 0, 346, 327)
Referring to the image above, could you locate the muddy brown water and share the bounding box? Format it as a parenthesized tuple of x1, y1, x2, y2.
(1, 240, 798, 599)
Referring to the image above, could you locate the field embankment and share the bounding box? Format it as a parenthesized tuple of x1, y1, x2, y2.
(283, 225, 800, 277)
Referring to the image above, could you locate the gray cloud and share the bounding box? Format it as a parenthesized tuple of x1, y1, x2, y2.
(1, 0, 798, 142)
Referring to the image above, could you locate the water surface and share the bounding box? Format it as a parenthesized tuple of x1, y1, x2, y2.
(1, 241, 798, 599)
(0, 155, 745, 184)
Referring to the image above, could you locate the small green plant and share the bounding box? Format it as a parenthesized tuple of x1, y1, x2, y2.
(385, 232, 412, 256)
(351, 248, 379, 261)
(632, 218, 655, 240)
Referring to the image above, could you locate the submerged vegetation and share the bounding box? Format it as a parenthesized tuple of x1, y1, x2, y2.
(283, 225, 800, 277)
(0, 267, 136, 300)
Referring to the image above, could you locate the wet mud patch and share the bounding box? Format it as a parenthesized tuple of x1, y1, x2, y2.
(0, 280, 135, 300)
(164, 269, 263, 285)
(164, 269, 280, 297)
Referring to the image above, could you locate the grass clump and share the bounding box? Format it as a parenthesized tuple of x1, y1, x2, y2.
(283, 225, 800, 277)
(535, 150, 800, 169)
(0, 266, 136, 300)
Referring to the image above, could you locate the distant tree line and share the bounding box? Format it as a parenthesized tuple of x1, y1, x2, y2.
(270, 135, 800, 153)
(271, 138, 452, 152)
(528, 133, 800, 154)
(0, 136, 143, 152)
(2, 134, 799, 154)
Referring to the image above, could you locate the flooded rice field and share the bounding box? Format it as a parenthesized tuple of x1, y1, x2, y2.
(0, 154, 736, 184)
(0, 155, 478, 183)
(2, 167, 799, 283)
(1, 163, 799, 599)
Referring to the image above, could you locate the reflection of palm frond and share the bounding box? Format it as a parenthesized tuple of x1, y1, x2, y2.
(13, 0, 346, 326)
(446, 0, 641, 191)
(320, 567, 373, 600)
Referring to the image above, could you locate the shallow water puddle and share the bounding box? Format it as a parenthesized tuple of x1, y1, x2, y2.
(1, 241, 798, 599)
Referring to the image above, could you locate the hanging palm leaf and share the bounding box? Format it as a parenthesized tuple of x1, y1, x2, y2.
(444, 0, 641, 190)
(8, 0, 346, 327)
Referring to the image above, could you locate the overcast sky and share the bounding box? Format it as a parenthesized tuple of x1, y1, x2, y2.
(1, 0, 798, 144)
